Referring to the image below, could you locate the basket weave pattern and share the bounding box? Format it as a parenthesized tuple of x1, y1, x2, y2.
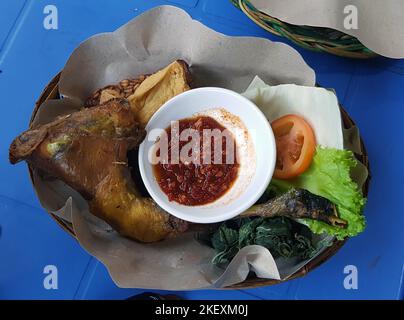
(232, 0, 378, 59)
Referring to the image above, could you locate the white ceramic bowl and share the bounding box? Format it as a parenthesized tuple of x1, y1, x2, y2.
(138, 87, 276, 223)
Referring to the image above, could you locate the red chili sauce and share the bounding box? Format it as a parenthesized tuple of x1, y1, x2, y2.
(153, 116, 239, 206)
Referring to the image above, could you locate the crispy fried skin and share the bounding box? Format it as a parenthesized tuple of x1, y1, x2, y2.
(9, 99, 188, 242)
(85, 77, 147, 107)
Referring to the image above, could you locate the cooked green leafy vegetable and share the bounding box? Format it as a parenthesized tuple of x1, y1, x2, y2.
(271, 147, 366, 240)
(211, 217, 320, 267)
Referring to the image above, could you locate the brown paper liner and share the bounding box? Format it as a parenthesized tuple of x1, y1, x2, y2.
(28, 72, 370, 289)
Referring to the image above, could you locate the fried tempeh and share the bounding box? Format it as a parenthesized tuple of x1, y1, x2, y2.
(85, 60, 191, 125)
(127, 60, 191, 125)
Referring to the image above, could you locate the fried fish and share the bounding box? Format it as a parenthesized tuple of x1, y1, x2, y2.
(241, 188, 347, 228)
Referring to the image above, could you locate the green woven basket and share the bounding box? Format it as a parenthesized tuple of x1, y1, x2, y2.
(232, 0, 378, 59)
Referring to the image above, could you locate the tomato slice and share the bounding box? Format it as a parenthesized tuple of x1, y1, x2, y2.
(271, 114, 316, 179)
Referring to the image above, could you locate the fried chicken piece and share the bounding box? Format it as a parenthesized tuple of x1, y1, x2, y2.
(9, 99, 188, 242)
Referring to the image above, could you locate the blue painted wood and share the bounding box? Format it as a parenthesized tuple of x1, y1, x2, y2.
(0, 0, 403, 300)
(0, 0, 26, 53)
(0, 196, 91, 299)
(166, 0, 199, 8)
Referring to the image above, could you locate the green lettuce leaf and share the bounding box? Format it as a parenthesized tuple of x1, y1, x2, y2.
(272, 147, 366, 240)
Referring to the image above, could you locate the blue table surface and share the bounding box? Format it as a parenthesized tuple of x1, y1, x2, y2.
(0, 0, 403, 300)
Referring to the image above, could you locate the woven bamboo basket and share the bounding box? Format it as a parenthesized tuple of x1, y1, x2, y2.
(231, 0, 378, 59)
(29, 73, 370, 289)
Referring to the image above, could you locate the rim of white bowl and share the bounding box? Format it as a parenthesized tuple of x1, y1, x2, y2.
(138, 87, 276, 223)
